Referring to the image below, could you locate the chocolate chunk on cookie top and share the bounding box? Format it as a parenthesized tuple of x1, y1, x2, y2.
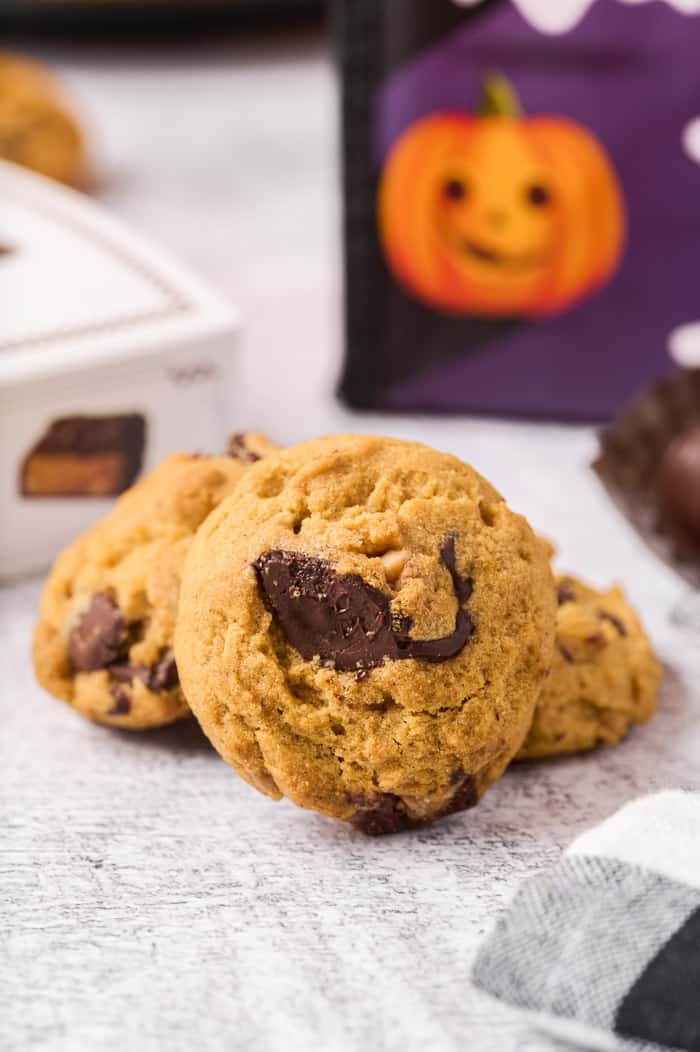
(254, 550, 405, 670)
(175, 435, 556, 832)
(254, 538, 473, 673)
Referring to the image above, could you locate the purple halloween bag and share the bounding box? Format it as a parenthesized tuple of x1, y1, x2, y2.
(337, 0, 700, 420)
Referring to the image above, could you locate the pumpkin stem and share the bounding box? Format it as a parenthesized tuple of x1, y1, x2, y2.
(478, 73, 523, 118)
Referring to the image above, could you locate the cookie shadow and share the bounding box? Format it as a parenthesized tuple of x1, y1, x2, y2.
(479, 657, 695, 839)
(107, 715, 214, 755)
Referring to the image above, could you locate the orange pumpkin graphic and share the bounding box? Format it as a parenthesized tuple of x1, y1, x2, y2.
(377, 75, 626, 318)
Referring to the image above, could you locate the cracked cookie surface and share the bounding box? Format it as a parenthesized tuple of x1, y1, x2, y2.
(175, 434, 556, 832)
(516, 575, 661, 760)
(33, 443, 276, 730)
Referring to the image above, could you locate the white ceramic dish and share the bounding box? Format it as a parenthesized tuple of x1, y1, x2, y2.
(0, 160, 241, 579)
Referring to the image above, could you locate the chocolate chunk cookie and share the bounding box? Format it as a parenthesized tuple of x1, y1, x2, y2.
(175, 435, 556, 832)
(516, 575, 661, 760)
(33, 442, 277, 729)
(0, 52, 87, 188)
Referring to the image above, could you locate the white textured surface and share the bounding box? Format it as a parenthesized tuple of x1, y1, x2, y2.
(2, 27, 699, 1052)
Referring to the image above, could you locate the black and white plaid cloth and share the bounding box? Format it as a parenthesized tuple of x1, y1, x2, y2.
(472, 791, 700, 1052)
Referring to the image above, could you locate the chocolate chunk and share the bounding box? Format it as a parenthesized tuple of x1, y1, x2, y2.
(441, 772, 478, 817)
(227, 432, 261, 463)
(403, 608, 473, 663)
(658, 420, 700, 538)
(557, 641, 575, 664)
(109, 650, 178, 693)
(440, 535, 473, 604)
(348, 771, 478, 836)
(557, 583, 576, 605)
(255, 550, 404, 671)
(21, 414, 146, 498)
(107, 687, 132, 716)
(254, 541, 474, 673)
(148, 651, 179, 691)
(68, 594, 128, 673)
(348, 793, 418, 835)
(598, 610, 627, 636)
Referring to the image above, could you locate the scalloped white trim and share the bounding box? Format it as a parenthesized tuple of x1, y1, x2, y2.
(452, 0, 700, 35)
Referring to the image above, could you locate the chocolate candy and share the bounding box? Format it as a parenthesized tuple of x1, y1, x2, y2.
(254, 537, 474, 673)
(21, 414, 146, 498)
(593, 370, 700, 587)
(658, 420, 700, 540)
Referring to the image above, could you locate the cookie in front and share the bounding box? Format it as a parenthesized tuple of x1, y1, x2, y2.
(175, 435, 556, 832)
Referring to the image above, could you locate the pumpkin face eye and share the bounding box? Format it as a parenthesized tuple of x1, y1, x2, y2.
(443, 178, 468, 202)
(526, 183, 552, 208)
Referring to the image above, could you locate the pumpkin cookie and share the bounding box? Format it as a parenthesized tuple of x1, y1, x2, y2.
(0, 52, 87, 188)
(174, 435, 556, 833)
(516, 575, 661, 760)
(33, 435, 278, 730)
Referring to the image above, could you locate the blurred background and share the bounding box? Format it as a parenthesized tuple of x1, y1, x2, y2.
(3, 1, 337, 445)
(4, 0, 699, 584)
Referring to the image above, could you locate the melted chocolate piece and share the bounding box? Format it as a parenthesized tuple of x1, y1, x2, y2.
(254, 539, 473, 673)
(68, 594, 128, 673)
(227, 433, 261, 463)
(148, 651, 179, 691)
(658, 421, 700, 539)
(557, 641, 575, 664)
(598, 610, 627, 636)
(557, 583, 576, 605)
(349, 794, 418, 836)
(440, 536, 473, 604)
(442, 772, 479, 817)
(109, 650, 178, 693)
(107, 687, 132, 717)
(348, 771, 478, 836)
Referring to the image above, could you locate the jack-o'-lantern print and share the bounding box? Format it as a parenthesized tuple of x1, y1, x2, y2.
(377, 75, 626, 318)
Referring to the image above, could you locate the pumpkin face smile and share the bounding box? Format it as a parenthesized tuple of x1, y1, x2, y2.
(378, 79, 626, 318)
(431, 123, 560, 307)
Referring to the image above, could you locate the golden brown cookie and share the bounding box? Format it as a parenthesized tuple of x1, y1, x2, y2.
(516, 575, 661, 760)
(0, 52, 87, 188)
(33, 436, 278, 730)
(175, 434, 556, 833)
